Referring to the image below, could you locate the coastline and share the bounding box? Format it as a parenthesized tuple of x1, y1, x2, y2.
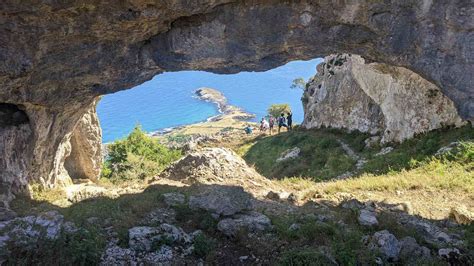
(151, 87, 256, 137)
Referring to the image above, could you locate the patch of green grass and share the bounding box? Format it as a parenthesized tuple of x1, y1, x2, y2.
(273, 215, 377, 265)
(361, 125, 473, 175)
(279, 249, 337, 266)
(6, 226, 105, 265)
(242, 125, 473, 182)
(193, 233, 217, 258)
(174, 203, 217, 232)
(243, 129, 357, 180)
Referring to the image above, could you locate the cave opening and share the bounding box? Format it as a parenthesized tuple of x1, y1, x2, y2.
(97, 58, 324, 143)
(0, 103, 29, 127)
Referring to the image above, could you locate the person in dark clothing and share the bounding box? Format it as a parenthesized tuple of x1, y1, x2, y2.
(278, 113, 288, 133)
(287, 112, 293, 131)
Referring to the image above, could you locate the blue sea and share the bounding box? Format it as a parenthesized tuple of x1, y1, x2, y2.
(98, 58, 323, 143)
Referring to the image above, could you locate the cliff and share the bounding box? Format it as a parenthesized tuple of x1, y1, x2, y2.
(302, 54, 465, 142)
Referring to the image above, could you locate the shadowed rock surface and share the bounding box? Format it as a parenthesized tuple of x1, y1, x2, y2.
(0, 1, 473, 202)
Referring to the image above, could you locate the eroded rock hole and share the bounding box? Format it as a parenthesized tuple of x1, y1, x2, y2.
(0, 103, 29, 127)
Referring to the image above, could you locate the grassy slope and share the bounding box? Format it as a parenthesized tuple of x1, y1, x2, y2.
(242, 129, 363, 180)
(242, 126, 473, 182)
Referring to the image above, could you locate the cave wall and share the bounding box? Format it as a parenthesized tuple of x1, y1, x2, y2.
(0, 0, 472, 202)
(302, 54, 466, 142)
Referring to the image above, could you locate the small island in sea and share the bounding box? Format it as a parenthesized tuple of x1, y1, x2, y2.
(156, 87, 256, 136)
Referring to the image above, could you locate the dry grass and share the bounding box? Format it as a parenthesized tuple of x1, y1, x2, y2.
(317, 159, 473, 195)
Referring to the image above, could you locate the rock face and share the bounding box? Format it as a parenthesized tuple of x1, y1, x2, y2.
(64, 100, 103, 181)
(160, 148, 262, 184)
(303, 54, 466, 142)
(0, 1, 473, 200)
(0, 98, 102, 205)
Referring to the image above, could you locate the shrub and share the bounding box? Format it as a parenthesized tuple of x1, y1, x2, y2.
(6, 227, 105, 265)
(193, 234, 216, 258)
(279, 249, 336, 266)
(268, 104, 292, 118)
(102, 125, 182, 182)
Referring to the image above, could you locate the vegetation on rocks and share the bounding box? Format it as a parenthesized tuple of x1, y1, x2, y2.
(101, 126, 182, 182)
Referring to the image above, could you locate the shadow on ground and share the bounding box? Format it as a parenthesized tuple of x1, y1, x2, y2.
(7, 181, 474, 265)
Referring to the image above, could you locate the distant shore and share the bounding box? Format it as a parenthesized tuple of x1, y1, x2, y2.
(150, 87, 256, 137)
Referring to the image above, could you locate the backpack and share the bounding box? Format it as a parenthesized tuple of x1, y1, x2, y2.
(278, 116, 286, 125)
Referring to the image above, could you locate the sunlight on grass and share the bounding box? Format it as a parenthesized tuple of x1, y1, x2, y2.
(305, 159, 473, 199)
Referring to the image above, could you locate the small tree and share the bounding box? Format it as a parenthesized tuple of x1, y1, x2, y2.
(290, 77, 306, 90)
(268, 104, 291, 118)
(102, 125, 182, 182)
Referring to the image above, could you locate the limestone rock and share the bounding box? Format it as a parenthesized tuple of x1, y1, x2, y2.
(64, 99, 103, 181)
(450, 205, 474, 225)
(375, 147, 394, 156)
(0, 210, 74, 260)
(1, 1, 472, 204)
(217, 211, 272, 237)
(65, 184, 110, 203)
(162, 192, 186, 207)
(128, 224, 191, 252)
(364, 136, 381, 149)
(358, 209, 378, 227)
(276, 147, 301, 162)
(303, 54, 466, 143)
(189, 185, 251, 217)
(160, 148, 262, 184)
(399, 237, 431, 261)
(369, 230, 401, 261)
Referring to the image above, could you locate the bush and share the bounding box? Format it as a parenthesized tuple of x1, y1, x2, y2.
(102, 125, 182, 182)
(6, 227, 105, 265)
(268, 104, 292, 118)
(279, 249, 336, 266)
(193, 234, 216, 258)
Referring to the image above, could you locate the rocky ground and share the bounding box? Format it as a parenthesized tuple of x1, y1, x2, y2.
(2, 94, 472, 264)
(3, 137, 473, 264)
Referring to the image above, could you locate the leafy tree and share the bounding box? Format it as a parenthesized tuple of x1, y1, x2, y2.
(290, 77, 306, 90)
(267, 104, 292, 118)
(102, 125, 182, 182)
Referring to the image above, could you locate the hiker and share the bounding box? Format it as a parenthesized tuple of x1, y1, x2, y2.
(244, 124, 253, 134)
(287, 112, 293, 131)
(278, 113, 288, 133)
(268, 116, 275, 135)
(260, 117, 269, 132)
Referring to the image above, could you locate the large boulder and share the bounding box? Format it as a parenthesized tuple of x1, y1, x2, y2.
(358, 209, 378, 227)
(189, 185, 252, 217)
(369, 230, 401, 261)
(217, 211, 272, 237)
(160, 148, 263, 184)
(450, 205, 474, 225)
(302, 54, 465, 143)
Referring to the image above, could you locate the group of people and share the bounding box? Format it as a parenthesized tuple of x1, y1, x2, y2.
(258, 112, 293, 135)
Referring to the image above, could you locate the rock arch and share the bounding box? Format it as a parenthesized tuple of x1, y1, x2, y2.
(0, 1, 472, 202)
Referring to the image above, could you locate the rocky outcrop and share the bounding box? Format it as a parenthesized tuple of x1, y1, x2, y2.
(0, 1, 472, 200)
(64, 100, 103, 181)
(159, 148, 263, 184)
(0, 99, 102, 205)
(303, 54, 466, 142)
